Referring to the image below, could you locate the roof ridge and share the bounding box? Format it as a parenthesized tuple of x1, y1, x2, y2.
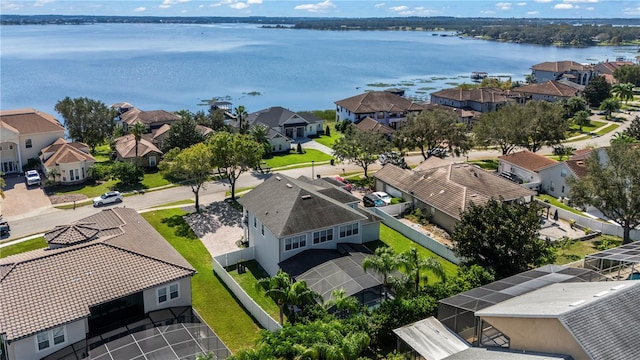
(99, 242, 197, 274)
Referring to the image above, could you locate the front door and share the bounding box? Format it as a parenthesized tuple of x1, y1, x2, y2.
(2, 161, 15, 173)
(296, 127, 304, 138)
(285, 128, 294, 138)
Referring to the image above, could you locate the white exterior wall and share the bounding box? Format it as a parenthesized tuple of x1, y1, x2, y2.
(7, 319, 86, 360)
(143, 277, 192, 313)
(54, 160, 96, 184)
(361, 222, 380, 242)
(268, 137, 292, 153)
(247, 212, 281, 276)
(336, 106, 357, 122)
(20, 131, 66, 164)
(499, 162, 540, 184)
(538, 163, 574, 198)
(304, 122, 324, 137)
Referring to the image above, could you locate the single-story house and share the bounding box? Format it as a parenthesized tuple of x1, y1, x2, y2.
(429, 87, 519, 113)
(498, 150, 558, 191)
(245, 106, 324, 141)
(119, 108, 181, 133)
(40, 138, 96, 185)
(113, 133, 163, 167)
(237, 173, 381, 276)
(335, 91, 426, 128)
(530, 60, 596, 86)
(0, 109, 66, 174)
(0, 208, 199, 360)
(514, 80, 582, 103)
(374, 159, 535, 234)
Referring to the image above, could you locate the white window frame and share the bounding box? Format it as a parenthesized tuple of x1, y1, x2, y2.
(149, 155, 157, 167)
(313, 229, 334, 244)
(25, 138, 33, 148)
(157, 282, 180, 304)
(284, 234, 307, 251)
(339, 223, 359, 238)
(35, 326, 66, 352)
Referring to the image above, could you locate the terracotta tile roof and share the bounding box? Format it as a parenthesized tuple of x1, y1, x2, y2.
(353, 117, 395, 135)
(41, 139, 96, 167)
(594, 61, 635, 75)
(429, 87, 514, 103)
(515, 80, 580, 98)
(153, 123, 172, 139)
(196, 124, 214, 137)
(0, 208, 195, 342)
(114, 134, 163, 159)
(335, 91, 426, 114)
(499, 150, 558, 172)
(375, 163, 534, 219)
(44, 223, 101, 246)
(121, 108, 181, 126)
(531, 61, 594, 72)
(0, 108, 65, 135)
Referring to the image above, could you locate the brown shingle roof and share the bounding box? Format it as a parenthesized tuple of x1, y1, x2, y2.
(353, 117, 395, 135)
(41, 139, 96, 167)
(114, 134, 162, 159)
(566, 159, 589, 178)
(0, 108, 65, 135)
(594, 61, 635, 75)
(429, 87, 513, 103)
(515, 80, 580, 98)
(499, 150, 558, 172)
(0, 208, 195, 341)
(335, 91, 426, 114)
(531, 61, 594, 72)
(121, 109, 181, 126)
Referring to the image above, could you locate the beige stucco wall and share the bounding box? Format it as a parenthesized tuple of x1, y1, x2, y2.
(143, 277, 192, 313)
(481, 316, 589, 360)
(20, 131, 66, 163)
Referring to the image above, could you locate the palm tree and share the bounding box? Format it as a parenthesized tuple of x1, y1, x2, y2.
(599, 97, 621, 120)
(46, 168, 60, 184)
(397, 248, 446, 293)
(611, 82, 634, 104)
(250, 124, 269, 144)
(325, 289, 359, 318)
(257, 270, 320, 325)
(572, 110, 591, 132)
(286, 279, 321, 324)
(525, 73, 536, 84)
(234, 105, 248, 134)
(0, 172, 5, 199)
(361, 246, 399, 300)
(131, 121, 146, 167)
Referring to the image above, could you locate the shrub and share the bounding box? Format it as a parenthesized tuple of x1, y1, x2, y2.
(296, 142, 303, 154)
(325, 125, 331, 137)
(584, 227, 592, 235)
(88, 164, 112, 181)
(111, 161, 143, 185)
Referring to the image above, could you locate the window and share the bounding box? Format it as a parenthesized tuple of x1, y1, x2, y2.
(25, 139, 33, 148)
(157, 282, 179, 304)
(254, 216, 256, 228)
(149, 155, 157, 167)
(35, 326, 65, 351)
(285, 234, 307, 251)
(313, 229, 334, 244)
(261, 224, 264, 235)
(339, 223, 359, 238)
(561, 168, 567, 177)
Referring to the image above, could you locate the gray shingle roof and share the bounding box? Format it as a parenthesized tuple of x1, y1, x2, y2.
(238, 174, 367, 238)
(246, 106, 322, 129)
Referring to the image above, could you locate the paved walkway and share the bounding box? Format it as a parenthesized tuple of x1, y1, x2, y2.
(298, 138, 335, 156)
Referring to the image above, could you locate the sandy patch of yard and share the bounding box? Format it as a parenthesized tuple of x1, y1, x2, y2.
(184, 201, 245, 257)
(398, 218, 454, 248)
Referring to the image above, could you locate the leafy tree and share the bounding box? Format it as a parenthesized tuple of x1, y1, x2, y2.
(209, 132, 264, 200)
(54, 96, 116, 152)
(613, 65, 640, 86)
(332, 126, 390, 178)
(250, 124, 273, 157)
(572, 110, 591, 131)
(234, 105, 248, 134)
(473, 103, 523, 155)
(519, 100, 568, 152)
(583, 76, 611, 107)
(110, 161, 143, 186)
(525, 73, 536, 84)
(610, 132, 638, 144)
(567, 142, 640, 244)
(162, 111, 205, 152)
(563, 96, 588, 118)
(395, 109, 472, 160)
(599, 97, 620, 120)
(623, 116, 640, 141)
(362, 246, 400, 300)
(452, 198, 555, 279)
(396, 248, 446, 294)
(130, 122, 147, 167)
(195, 108, 226, 131)
(611, 82, 634, 104)
(552, 144, 575, 161)
(159, 143, 215, 212)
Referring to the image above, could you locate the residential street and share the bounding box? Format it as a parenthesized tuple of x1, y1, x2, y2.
(1, 111, 635, 243)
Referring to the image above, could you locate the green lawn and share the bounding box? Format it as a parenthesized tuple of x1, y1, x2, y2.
(365, 224, 458, 282)
(91, 144, 112, 163)
(555, 235, 622, 265)
(468, 159, 499, 171)
(263, 149, 333, 169)
(141, 209, 261, 352)
(313, 121, 342, 148)
(0, 237, 47, 258)
(229, 260, 282, 321)
(567, 120, 606, 137)
(48, 171, 173, 198)
(595, 123, 619, 136)
(536, 194, 585, 216)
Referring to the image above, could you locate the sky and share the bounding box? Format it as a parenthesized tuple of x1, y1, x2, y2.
(1, 0, 640, 18)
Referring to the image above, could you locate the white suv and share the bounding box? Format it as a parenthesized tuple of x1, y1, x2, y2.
(93, 191, 123, 207)
(25, 170, 41, 187)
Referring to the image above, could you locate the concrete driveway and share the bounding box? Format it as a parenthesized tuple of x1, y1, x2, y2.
(1, 173, 51, 218)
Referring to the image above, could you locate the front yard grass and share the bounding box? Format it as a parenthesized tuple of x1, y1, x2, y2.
(467, 159, 498, 171)
(48, 170, 173, 198)
(595, 123, 619, 136)
(0, 237, 47, 258)
(141, 209, 260, 352)
(312, 121, 342, 148)
(263, 149, 333, 169)
(567, 120, 606, 136)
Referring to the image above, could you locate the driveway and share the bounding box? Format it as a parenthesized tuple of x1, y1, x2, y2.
(1, 173, 51, 218)
(184, 201, 244, 257)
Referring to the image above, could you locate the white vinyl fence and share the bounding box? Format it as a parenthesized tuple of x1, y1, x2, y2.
(543, 203, 640, 241)
(377, 202, 412, 217)
(212, 248, 282, 331)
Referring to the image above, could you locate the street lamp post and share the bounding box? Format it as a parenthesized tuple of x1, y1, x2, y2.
(312, 160, 315, 179)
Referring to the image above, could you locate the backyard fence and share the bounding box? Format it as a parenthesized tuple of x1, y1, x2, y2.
(377, 202, 412, 217)
(368, 207, 461, 264)
(212, 248, 282, 332)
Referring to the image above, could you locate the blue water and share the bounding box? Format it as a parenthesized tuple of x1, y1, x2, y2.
(1, 23, 636, 118)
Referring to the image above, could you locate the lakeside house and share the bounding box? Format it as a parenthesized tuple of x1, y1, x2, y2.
(335, 91, 427, 129)
(530, 60, 596, 86)
(429, 87, 520, 113)
(594, 59, 636, 84)
(514, 80, 583, 103)
(243, 107, 324, 149)
(40, 138, 96, 185)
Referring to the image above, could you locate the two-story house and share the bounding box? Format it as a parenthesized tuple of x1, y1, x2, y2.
(530, 61, 596, 86)
(514, 80, 582, 103)
(120, 108, 181, 133)
(40, 138, 97, 185)
(429, 87, 518, 113)
(335, 91, 426, 129)
(498, 150, 558, 192)
(537, 148, 607, 199)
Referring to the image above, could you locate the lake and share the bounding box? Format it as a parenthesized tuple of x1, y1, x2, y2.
(1, 23, 636, 118)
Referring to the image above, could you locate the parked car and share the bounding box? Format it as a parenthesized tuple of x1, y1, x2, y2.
(371, 191, 392, 205)
(93, 191, 123, 207)
(427, 147, 447, 158)
(0, 221, 9, 237)
(363, 193, 385, 207)
(25, 170, 41, 187)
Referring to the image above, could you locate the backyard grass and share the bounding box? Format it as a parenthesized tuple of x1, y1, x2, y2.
(229, 260, 282, 321)
(555, 235, 622, 265)
(313, 121, 342, 148)
(365, 224, 458, 282)
(536, 194, 585, 216)
(263, 149, 333, 168)
(0, 237, 47, 258)
(467, 159, 499, 171)
(141, 209, 261, 352)
(91, 144, 112, 163)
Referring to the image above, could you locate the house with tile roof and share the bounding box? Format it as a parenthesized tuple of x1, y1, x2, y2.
(245, 106, 324, 142)
(335, 91, 427, 128)
(498, 150, 558, 192)
(429, 87, 519, 113)
(0, 208, 196, 360)
(119, 108, 181, 133)
(537, 148, 607, 199)
(594, 60, 636, 84)
(40, 138, 96, 185)
(0, 109, 66, 174)
(514, 80, 582, 103)
(475, 281, 640, 360)
(113, 133, 163, 167)
(353, 116, 395, 138)
(151, 122, 213, 152)
(374, 159, 535, 233)
(237, 174, 381, 276)
(530, 60, 596, 86)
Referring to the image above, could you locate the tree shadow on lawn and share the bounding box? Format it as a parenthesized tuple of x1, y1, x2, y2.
(161, 214, 199, 240)
(183, 201, 242, 238)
